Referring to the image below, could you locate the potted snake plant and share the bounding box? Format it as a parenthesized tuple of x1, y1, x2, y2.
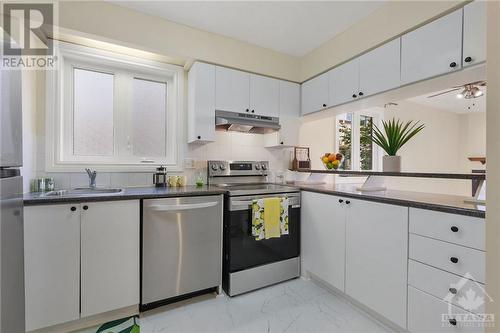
(371, 118, 425, 172)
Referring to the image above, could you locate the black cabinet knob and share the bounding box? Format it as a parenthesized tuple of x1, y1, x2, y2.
(83, 205, 89, 211)
(358, 92, 364, 96)
(251, 110, 255, 113)
(451, 226, 459, 232)
(449, 62, 457, 68)
(322, 103, 327, 107)
(246, 109, 249, 112)
(464, 56, 472, 63)
(280, 141, 284, 145)
(339, 199, 344, 203)
(70, 206, 77, 212)
(197, 135, 201, 140)
(449, 318, 457, 326)
(345, 200, 351, 205)
(450, 257, 459, 264)
(352, 94, 357, 98)
(449, 288, 458, 294)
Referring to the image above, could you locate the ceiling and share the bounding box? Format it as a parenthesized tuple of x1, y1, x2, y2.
(110, 1, 386, 57)
(408, 87, 486, 114)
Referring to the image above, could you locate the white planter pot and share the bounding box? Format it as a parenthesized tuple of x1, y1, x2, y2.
(383, 155, 401, 172)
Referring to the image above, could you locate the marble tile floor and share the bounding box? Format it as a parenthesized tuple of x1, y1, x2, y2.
(139, 278, 395, 333)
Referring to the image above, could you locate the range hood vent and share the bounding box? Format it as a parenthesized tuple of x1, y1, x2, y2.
(215, 110, 280, 134)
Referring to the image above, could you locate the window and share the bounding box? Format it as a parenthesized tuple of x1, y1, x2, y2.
(335, 111, 381, 171)
(46, 43, 184, 171)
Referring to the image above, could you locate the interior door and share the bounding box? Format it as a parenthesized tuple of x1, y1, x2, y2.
(359, 38, 401, 97)
(249, 74, 279, 117)
(215, 66, 250, 113)
(463, 1, 486, 67)
(401, 9, 462, 85)
(329, 58, 360, 107)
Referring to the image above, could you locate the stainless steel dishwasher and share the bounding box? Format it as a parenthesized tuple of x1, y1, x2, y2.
(141, 195, 223, 311)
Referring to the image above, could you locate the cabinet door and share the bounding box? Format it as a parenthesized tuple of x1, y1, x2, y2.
(279, 81, 300, 118)
(401, 9, 462, 84)
(301, 72, 329, 115)
(359, 38, 401, 97)
(187, 62, 216, 143)
(24, 204, 80, 331)
(301, 192, 346, 291)
(329, 58, 360, 106)
(81, 200, 140, 317)
(345, 199, 408, 328)
(249, 74, 279, 117)
(215, 66, 249, 113)
(463, 1, 486, 67)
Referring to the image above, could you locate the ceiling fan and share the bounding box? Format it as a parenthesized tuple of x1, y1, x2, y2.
(427, 81, 486, 99)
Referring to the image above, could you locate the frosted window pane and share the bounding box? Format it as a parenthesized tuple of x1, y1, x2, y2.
(73, 68, 114, 156)
(132, 78, 167, 157)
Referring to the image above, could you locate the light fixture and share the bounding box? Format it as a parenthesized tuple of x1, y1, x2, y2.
(474, 90, 484, 97)
(457, 92, 464, 99)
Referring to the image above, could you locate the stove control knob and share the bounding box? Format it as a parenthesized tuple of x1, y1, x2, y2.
(255, 164, 261, 170)
(261, 164, 267, 170)
(211, 164, 218, 171)
(219, 164, 226, 171)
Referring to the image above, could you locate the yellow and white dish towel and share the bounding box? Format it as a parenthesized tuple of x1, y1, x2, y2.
(252, 197, 289, 240)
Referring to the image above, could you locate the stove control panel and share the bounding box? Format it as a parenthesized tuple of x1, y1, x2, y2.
(208, 161, 269, 177)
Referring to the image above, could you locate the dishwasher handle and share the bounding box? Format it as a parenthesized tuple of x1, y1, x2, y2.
(149, 201, 219, 212)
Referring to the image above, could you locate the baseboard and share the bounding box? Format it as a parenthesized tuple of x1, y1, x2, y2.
(27, 305, 139, 333)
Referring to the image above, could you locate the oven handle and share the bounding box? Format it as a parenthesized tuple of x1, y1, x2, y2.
(149, 201, 219, 212)
(230, 199, 300, 211)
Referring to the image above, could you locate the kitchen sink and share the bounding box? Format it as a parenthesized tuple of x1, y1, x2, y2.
(43, 188, 123, 197)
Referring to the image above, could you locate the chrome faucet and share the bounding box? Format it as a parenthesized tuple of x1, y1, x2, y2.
(85, 168, 97, 189)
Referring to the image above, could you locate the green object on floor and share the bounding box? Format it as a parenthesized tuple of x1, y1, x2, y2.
(94, 315, 139, 333)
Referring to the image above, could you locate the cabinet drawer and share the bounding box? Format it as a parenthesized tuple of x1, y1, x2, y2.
(408, 286, 485, 333)
(410, 208, 485, 250)
(409, 234, 485, 283)
(409, 260, 486, 314)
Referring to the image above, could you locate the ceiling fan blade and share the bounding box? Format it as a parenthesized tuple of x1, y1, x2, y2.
(427, 88, 461, 98)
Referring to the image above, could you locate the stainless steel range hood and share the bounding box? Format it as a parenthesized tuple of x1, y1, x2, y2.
(215, 110, 280, 134)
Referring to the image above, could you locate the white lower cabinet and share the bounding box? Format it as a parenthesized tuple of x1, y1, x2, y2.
(24, 200, 140, 331)
(345, 199, 408, 329)
(81, 201, 140, 317)
(24, 204, 80, 331)
(409, 286, 484, 333)
(301, 192, 346, 291)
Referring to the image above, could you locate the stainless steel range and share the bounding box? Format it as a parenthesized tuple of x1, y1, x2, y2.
(208, 161, 300, 296)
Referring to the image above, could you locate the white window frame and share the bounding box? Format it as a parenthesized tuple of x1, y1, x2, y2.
(46, 42, 184, 172)
(335, 110, 382, 176)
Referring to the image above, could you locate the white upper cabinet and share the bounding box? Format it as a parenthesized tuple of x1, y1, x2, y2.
(463, 1, 486, 67)
(215, 66, 250, 113)
(249, 74, 279, 117)
(301, 72, 329, 115)
(345, 199, 408, 329)
(359, 38, 401, 97)
(401, 9, 463, 85)
(279, 81, 300, 118)
(329, 58, 360, 106)
(188, 62, 216, 143)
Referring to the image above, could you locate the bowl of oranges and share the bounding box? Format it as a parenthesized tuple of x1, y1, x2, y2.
(321, 153, 343, 170)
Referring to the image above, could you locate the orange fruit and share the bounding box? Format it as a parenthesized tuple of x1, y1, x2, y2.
(328, 155, 336, 162)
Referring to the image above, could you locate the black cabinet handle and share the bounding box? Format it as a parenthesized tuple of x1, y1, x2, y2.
(449, 318, 457, 326)
(449, 288, 458, 294)
(450, 257, 459, 264)
(449, 62, 457, 68)
(451, 226, 459, 232)
(251, 110, 255, 113)
(352, 94, 357, 98)
(246, 109, 249, 112)
(322, 103, 327, 107)
(197, 135, 201, 140)
(339, 199, 344, 203)
(345, 200, 351, 205)
(464, 56, 472, 63)
(83, 205, 89, 211)
(70, 206, 77, 212)
(358, 92, 364, 96)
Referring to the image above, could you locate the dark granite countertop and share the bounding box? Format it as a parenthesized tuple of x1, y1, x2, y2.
(299, 184, 485, 218)
(23, 186, 228, 206)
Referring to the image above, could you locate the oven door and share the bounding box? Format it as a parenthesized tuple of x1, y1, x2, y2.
(226, 192, 300, 273)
